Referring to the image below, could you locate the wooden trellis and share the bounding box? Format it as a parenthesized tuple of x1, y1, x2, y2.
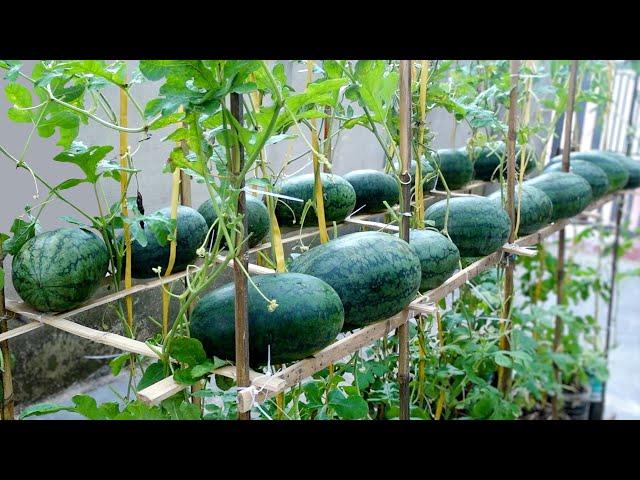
(0, 59, 631, 420)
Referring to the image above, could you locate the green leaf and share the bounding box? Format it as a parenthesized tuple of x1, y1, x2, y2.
(149, 111, 184, 130)
(1, 60, 23, 81)
(115, 402, 168, 420)
(53, 178, 86, 191)
(71, 395, 120, 420)
(18, 402, 76, 419)
(494, 352, 513, 368)
(137, 361, 166, 391)
(5, 82, 32, 108)
(2, 217, 38, 255)
(284, 77, 348, 113)
(190, 357, 227, 378)
(53, 142, 114, 183)
(109, 353, 130, 377)
(64, 60, 127, 87)
(7, 106, 32, 123)
(161, 397, 202, 420)
(169, 336, 207, 366)
(327, 389, 369, 420)
(173, 367, 198, 385)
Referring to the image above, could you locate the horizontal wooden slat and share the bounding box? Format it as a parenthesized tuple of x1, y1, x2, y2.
(237, 310, 408, 413)
(6, 301, 160, 358)
(0, 321, 43, 343)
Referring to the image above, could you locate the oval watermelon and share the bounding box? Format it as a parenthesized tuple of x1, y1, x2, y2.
(343, 169, 399, 214)
(604, 152, 640, 189)
(524, 171, 593, 221)
(551, 151, 629, 192)
(425, 197, 511, 257)
(11, 228, 110, 312)
(197, 195, 269, 248)
(545, 159, 610, 199)
(190, 273, 344, 366)
(436, 149, 474, 190)
(275, 173, 356, 226)
(288, 231, 421, 329)
(404, 229, 460, 291)
(130, 205, 208, 278)
(488, 184, 553, 235)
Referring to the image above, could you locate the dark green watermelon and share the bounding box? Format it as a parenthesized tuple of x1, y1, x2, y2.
(190, 273, 344, 366)
(551, 151, 629, 192)
(130, 205, 208, 278)
(197, 195, 269, 248)
(524, 172, 593, 221)
(425, 197, 511, 257)
(11, 228, 110, 312)
(545, 160, 609, 199)
(436, 149, 474, 190)
(343, 169, 399, 214)
(274, 173, 356, 226)
(473, 142, 538, 181)
(404, 229, 460, 291)
(605, 152, 640, 189)
(288, 231, 421, 329)
(488, 184, 553, 235)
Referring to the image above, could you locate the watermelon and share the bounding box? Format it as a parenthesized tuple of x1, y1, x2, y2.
(473, 142, 537, 181)
(488, 184, 553, 235)
(436, 149, 474, 190)
(404, 229, 460, 291)
(190, 273, 344, 366)
(11, 228, 110, 312)
(544, 160, 609, 199)
(551, 151, 629, 192)
(275, 173, 356, 226)
(197, 195, 269, 248)
(524, 172, 593, 221)
(343, 169, 399, 214)
(130, 205, 208, 278)
(425, 197, 511, 257)
(288, 231, 421, 329)
(394, 156, 438, 192)
(604, 152, 640, 189)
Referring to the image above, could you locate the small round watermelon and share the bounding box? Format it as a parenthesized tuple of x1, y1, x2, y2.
(130, 205, 208, 278)
(11, 228, 110, 312)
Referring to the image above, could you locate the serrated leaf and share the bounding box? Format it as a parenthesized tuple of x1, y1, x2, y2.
(18, 402, 75, 419)
(169, 336, 207, 366)
(53, 142, 114, 183)
(327, 389, 369, 420)
(5, 82, 32, 109)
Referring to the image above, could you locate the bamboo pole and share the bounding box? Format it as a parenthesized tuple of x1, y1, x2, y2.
(398, 59, 412, 421)
(119, 83, 134, 334)
(230, 92, 251, 421)
(497, 60, 519, 394)
(1, 247, 14, 420)
(551, 59, 579, 419)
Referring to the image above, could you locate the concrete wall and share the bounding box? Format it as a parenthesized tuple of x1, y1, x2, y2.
(0, 60, 474, 404)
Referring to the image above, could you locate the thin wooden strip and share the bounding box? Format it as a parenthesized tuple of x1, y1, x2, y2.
(138, 366, 285, 406)
(237, 311, 408, 413)
(430, 190, 484, 198)
(53, 266, 199, 319)
(216, 256, 275, 275)
(515, 220, 569, 247)
(411, 251, 504, 307)
(343, 217, 399, 232)
(137, 376, 183, 405)
(0, 321, 43, 343)
(502, 244, 537, 257)
(6, 301, 160, 358)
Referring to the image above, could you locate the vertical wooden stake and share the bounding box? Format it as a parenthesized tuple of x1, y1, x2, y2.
(230, 93, 251, 421)
(119, 84, 134, 334)
(551, 59, 579, 420)
(398, 60, 412, 421)
(498, 60, 520, 395)
(0, 248, 15, 420)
